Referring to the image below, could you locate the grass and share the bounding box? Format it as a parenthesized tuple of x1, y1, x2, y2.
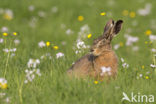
(0, 0, 156, 103)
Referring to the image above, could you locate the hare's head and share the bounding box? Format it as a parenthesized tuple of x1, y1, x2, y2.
(91, 19, 123, 56)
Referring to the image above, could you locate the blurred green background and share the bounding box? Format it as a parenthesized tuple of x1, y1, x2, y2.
(0, 0, 156, 104)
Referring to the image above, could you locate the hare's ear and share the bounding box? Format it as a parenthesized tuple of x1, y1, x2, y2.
(103, 19, 115, 34)
(113, 20, 123, 35)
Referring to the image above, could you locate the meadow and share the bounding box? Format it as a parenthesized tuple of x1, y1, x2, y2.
(0, 0, 156, 104)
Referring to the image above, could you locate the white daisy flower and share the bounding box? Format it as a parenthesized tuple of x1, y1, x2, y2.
(51, 6, 58, 13)
(66, 29, 74, 35)
(137, 3, 152, 16)
(114, 44, 120, 50)
(124, 34, 139, 46)
(38, 41, 46, 48)
(100, 66, 112, 76)
(14, 39, 20, 45)
(150, 64, 156, 68)
(149, 35, 156, 41)
(27, 59, 40, 68)
(56, 52, 64, 59)
(28, 5, 35, 11)
(1, 26, 8, 32)
(0, 38, 3, 43)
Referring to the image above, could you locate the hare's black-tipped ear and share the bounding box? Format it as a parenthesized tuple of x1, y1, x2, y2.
(103, 19, 114, 34)
(113, 20, 123, 34)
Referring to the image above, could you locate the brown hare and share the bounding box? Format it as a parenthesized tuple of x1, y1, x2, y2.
(67, 19, 123, 80)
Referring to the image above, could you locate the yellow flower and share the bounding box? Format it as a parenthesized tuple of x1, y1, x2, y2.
(94, 80, 98, 84)
(145, 30, 152, 36)
(3, 32, 8, 36)
(145, 76, 149, 79)
(122, 10, 129, 16)
(119, 42, 124, 47)
(3, 13, 12, 20)
(145, 41, 148, 44)
(46, 41, 50, 47)
(1, 83, 8, 89)
(100, 12, 106, 16)
(87, 33, 92, 38)
(53, 46, 59, 50)
(129, 12, 136, 18)
(0, 83, 8, 89)
(142, 65, 145, 69)
(78, 16, 84, 21)
(13, 32, 17, 36)
(149, 41, 152, 44)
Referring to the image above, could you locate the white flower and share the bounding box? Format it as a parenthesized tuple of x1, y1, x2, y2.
(78, 24, 90, 39)
(40, 53, 52, 60)
(38, 11, 46, 18)
(24, 68, 41, 84)
(137, 3, 151, 16)
(0, 78, 7, 84)
(11, 48, 16, 52)
(5, 97, 10, 103)
(38, 41, 46, 48)
(66, 29, 74, 35)
(56, 52, 64, 58)
(24, 80, 28, 84)
(146, 71, 150, 74)
(151, 48, 156, 53)
(31, 74, 35, 79)
(122, 63, 129, 68)
(0, 38, 3, 43)
(76, 40, 86, 49)
(149, 35, 156, 41)
(114, 44, 120, 50)
(14, 39, 20, 45)
(28, 5, 35, 11)
(0, 93, 6, 97)
(61, 41, 67, 45)
(11, 53, 15, 57)
(27, 59, 40, 68)
(80, 24, 90, 32)
(36, 69, 41, 76)
(100, 66, 112, 76)
(75, 50, 81, 54)
(150, 64, 156, 68)
(3, 48, 9, 53)
(51, 6, 58, 13)
(1, 26, 8, 32)
(4, 9, 14, 20)
(25, 69, 29, 73)
(139, 74, 143, 77)
(120, 58, 129, 68)
(124, 34, 139, 46)
(3, 48, 17, 53)
(121, 58, 124, 62)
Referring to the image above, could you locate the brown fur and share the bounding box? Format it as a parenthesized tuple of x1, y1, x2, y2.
(67, 19, 123, 80)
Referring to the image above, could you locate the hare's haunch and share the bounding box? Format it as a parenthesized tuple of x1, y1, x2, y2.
(67, 19, 123, 80)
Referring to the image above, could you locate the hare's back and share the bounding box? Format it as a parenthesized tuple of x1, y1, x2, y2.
(67, 54, 93, 77)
